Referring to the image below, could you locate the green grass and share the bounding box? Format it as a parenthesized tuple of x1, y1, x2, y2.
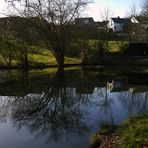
(117, 114, 148, 148)
(90, 113, 148, 148)
(88, 40, 129, 52)
(0, 40, 129, 68)
(0, 46, 81, 68)
(64, 57, 80, 64)
(108, 41, 121, 52)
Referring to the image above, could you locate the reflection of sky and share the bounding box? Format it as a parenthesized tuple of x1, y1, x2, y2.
(0, 86, 148, 148)
(0, 122, 89, 148)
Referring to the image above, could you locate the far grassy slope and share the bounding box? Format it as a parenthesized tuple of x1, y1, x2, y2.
(0, 46, 81, 68)
(0, 40, 130, 68)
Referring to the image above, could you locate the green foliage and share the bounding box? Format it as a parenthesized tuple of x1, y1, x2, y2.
(88, 40, 129, 53)
(117, 114, 148, 148)
(0, 39, 17, 67)
(0, 42, 81, 68)
(0, 38, 129, 68)
(108, 41, 129, 53)
(90, 113, 148, 148)
(66, 40, 82, 57)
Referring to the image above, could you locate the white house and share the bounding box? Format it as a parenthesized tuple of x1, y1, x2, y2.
(108, 17, 131, 32)
(131, 16, 139, 24)
(131, 16, 148, 30)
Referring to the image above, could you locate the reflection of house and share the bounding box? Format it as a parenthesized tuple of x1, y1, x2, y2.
(129, 85, 148, 94)
(129, 86, 148, 94)
(107, 17, 131, 33)
(107, 80, 129, 92)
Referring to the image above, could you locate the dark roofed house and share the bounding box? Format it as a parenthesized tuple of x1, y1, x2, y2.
(74, 17, 96, 39)
(108, 17, 131, 33)
(131, 16, 148, 31)
(75, 17, 95, 26)
(96, 21, 109, 30)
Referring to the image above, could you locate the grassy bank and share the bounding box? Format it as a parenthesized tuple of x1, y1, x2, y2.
(90, 113, 148, 148)
(0, 46, 81, 69)
(2, 40, 148, 69)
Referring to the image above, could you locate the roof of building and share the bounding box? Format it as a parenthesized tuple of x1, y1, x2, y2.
(75, 17, 94, 21)
(75, 17, 95, 25)
(111, 17, 131, 24)
(134, 16, 148, 24)
(98, 21, 109, 26)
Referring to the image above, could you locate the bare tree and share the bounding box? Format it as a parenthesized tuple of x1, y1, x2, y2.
(99, 7, 114, 21)
(128, 0, 139, 17)
(141, 0, 148, 16)
(5, 0, 89, 69)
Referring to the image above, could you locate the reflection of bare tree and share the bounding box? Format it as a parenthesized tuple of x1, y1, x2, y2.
(118, 88, 148, 114)
(94, 87, 115, 128)
(2, 68, 148, 144)
(0, 96, 16, 123)
(10, 70, 90, 142)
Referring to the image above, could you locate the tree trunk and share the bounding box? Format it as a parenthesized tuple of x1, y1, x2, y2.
(24, 49, 28, 68)
(56, 53, 64, 70)
(20, 48, 28, 69)
(54, 44, 65, 70)
(8, 52, 12, 69)
(81, 48, 88, 66)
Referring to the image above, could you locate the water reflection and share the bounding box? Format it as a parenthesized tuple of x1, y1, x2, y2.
(0, 68, 148, 147)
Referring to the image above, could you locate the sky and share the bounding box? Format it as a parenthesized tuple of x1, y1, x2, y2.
(84, 0, 143, 21)
(0, 0, 144, 21)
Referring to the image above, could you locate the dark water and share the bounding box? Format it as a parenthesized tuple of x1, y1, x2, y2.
(0, 67, 148, 148)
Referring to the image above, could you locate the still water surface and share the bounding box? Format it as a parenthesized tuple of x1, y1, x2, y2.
(0, 67, 148, 148)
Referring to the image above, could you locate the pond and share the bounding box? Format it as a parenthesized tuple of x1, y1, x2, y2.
(0, 67, 148, 148)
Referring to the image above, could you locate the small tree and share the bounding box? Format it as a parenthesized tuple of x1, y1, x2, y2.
(99, 7, 114, 21)
(127, 1, 139, 17)
(5, 0, 89, 69)
(0, 39, 15, 68)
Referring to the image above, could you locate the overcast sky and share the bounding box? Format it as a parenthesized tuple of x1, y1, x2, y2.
(0, 0, 144, 21)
